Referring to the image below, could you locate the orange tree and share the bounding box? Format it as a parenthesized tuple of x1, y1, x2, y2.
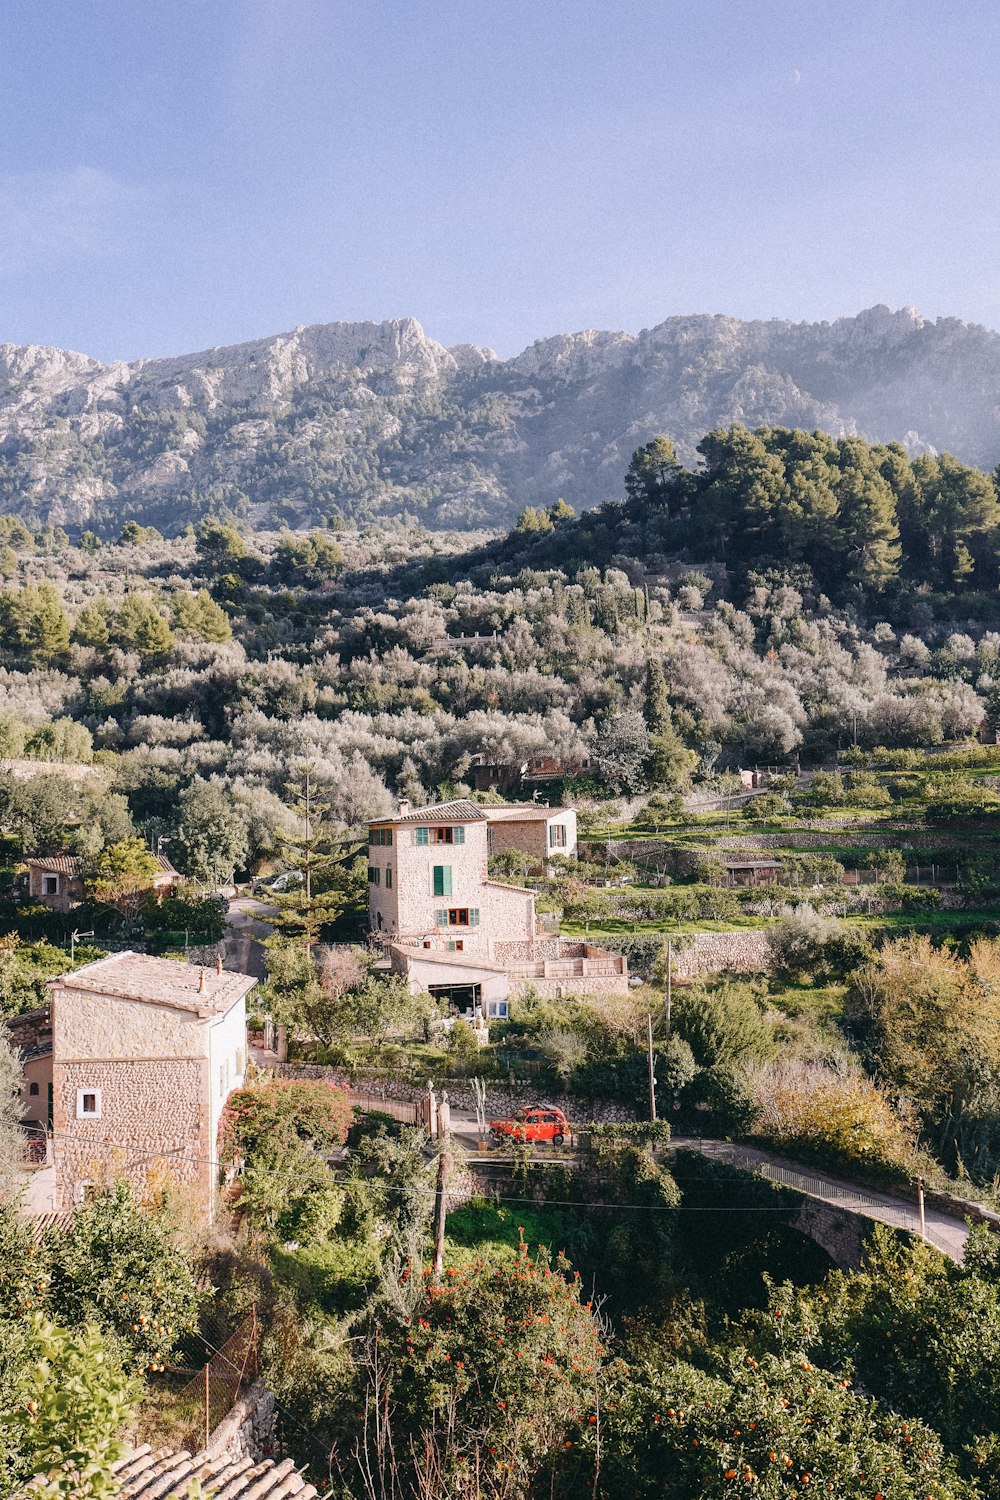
(220, 1078, 352, 1160)
(743, 1226, 1000, 1489)
(45, 1181, 198, 1374)
(345, 1236, 604, 1498)
(581, 1350, 976, 1500)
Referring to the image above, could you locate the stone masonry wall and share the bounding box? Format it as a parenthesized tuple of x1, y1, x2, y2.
(276, 1064, 639, 1124)
(205, 1379, 277, 1463)
(671, 930, 771, 977)
(52, 1057, 208, 1210)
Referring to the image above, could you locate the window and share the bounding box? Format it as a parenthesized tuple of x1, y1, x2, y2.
(432, 865, 452, 897)
(76, 1088, 102, 1120)
(416, 827, 429, 846)
(368, 866, 380, 885)
(431, 825, 465, 845)
(487, 1000, 509, 1019)
(28, 1081, 39, 1096)
(43, 875, 58, 895)
(385, 867, 392, 889)
(434, 909, 448, 926)
(74, 1180, 96, 1206)
(469, 908, 480, 926)
(549, 824, 567, 849)
(447, 940, 465, 952)
(448, 908, 469, 926)
(369, 827, 393, 847)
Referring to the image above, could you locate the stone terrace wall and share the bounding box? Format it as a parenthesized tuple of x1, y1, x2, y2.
(276, 1064, 638, 1124)
(671, 930, 771, 977)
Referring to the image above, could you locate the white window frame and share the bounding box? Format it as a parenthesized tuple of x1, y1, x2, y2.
(76, 1087, 102, 1120)
(43, 874, 59, 895)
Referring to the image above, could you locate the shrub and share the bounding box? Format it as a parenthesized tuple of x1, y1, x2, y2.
(752, 1058, 917, 1180)
(220, 1078, 353, 1160)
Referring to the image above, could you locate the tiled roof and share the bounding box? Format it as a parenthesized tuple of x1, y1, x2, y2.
(483, 878, 536, 895)
(111, 1445, 317, 1499)
(154, 853, 180, 876)
(52, 951, 256, 1017)
(24, 854, 81, 874)
(394, 799, 487, 822)
(483, 805, 568, 822)
(387, 940, 508, 974)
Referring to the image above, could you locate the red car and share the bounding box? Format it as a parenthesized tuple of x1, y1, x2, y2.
(489, 1104, 570, 1146)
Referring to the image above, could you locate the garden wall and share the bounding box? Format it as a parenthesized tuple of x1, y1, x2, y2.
(670, 929, 771, 977)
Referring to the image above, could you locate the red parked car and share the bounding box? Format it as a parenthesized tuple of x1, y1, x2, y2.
(489, 1104, 570, 1146)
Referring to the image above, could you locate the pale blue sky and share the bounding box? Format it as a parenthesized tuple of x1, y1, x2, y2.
(1, 0, 997, 360)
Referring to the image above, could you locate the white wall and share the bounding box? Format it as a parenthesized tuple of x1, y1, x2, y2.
(207, 996, 248, 1174)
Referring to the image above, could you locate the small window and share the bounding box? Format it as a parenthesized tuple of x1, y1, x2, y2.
(28, 1081, 39, 1096)
(74, 1180, 96, 1206)
(447, 940, 465, 952)
(432, 865, 452, 897)
(434, 909, 448, 926)
(76, 1088, 102, 1120)
(448, 908, 470, 926)
(469, 908, 480, 927)
(416, 827, 430, 846)
(487, 1000, 509, 1019)
(43, 875, 59, 895)
(432, 826, 454, 844)
(369, 827, 393, 847)
(385, 867, 392, 889)
(368, 866, 381, 885)
(549, 824, 567, 849)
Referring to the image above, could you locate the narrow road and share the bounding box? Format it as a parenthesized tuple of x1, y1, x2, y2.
(671, 1138, 972, 1263)
(223, 897, 276, 978)
(443, 1113, 978, 1264)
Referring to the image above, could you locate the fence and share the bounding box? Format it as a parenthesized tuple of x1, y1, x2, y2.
(172, 1311, 259, 1454)
(347, 1088, 418, 1125)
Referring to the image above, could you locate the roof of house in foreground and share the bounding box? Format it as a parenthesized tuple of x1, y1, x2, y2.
(50, 951, 256, 1017)
(110, 1444, 317, 1499)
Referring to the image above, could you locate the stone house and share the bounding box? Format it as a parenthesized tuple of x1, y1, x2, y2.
(723, 858, 784, 887)
(369, 798, 624, 1014)
(25, 852, 179, 911)
(14, 951, 256, 1216)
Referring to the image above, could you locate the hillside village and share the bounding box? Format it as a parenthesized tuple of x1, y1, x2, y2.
(7, 431, 1000, 1495)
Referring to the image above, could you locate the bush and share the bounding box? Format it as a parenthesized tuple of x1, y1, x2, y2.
(220, 1078, 353, 1160)
(752, 1058, 917, 1182)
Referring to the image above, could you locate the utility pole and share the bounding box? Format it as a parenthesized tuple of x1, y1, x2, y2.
(646, 1013, 657, 1122)
(432, 1096, 451, 1284)
(917, 1175, 927, 1242)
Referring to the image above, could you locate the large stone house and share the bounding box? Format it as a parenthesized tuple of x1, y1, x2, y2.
(368, 798, 625, 1014)
(14, 952, 255, 1216)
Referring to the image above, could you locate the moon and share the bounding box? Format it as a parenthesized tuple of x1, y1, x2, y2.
(791, 68, 801, 85)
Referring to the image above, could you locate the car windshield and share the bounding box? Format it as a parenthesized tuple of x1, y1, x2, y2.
(515, 1110, 528, 1120)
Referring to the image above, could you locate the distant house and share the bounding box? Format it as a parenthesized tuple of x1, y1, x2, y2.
(25, 852, 179, 911)
(368, 798, 624, 1014)
(11, 951, 256, 1216)
(469, 753, 591, 794)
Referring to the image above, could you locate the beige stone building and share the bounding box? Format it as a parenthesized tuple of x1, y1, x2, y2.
(13, 952, 255, 1215)
(369, 798, 624, 1014)
(25, 852, 179, 911)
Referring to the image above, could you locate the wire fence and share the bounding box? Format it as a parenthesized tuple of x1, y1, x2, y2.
(172, 1310, 259, 1454)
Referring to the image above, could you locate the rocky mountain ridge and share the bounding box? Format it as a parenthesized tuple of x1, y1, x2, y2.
(2, 304, 1000, 532)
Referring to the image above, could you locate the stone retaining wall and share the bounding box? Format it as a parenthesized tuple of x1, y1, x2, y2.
(205, 1379, 277, 1463)
(275, 1064, 638, 1123)
(670, 929, 771, 977)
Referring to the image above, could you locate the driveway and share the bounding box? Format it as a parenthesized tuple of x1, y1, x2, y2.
(224, 896, 277, 978)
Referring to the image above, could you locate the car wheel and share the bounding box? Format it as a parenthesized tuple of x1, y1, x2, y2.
(553, 1132, 564, 1146)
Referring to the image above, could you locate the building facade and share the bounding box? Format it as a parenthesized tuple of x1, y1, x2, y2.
(21, 952, 256, 1215)
(369, 798, 625, 1012)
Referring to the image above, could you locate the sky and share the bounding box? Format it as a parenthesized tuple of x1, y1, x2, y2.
(1, 0, 999, 362)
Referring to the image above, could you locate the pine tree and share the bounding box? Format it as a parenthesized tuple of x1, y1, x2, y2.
(270, 764, 353, 945)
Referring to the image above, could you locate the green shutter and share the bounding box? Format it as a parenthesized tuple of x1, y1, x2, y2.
(454, 826, 465, 845)
(416, 827, 429, 846)
(470, 908, 480, 926)
(432, 865, 452, 897)
(435, 909, 448, 926)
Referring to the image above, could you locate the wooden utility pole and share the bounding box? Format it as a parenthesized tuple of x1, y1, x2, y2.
(432, 1097, 451, 1283)
(646, 1013, 657, 1122)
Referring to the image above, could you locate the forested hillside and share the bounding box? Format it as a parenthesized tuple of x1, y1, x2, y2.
(0, 424, 994, 843)
(5, 304, 1000, 532)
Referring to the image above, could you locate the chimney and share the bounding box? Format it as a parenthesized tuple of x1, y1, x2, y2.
(198, 967, 206, 993)
(398, 799, 411, 817)
(216, 955, 224, 974)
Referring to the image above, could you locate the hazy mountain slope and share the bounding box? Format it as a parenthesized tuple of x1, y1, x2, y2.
(1, 304, 999, 533)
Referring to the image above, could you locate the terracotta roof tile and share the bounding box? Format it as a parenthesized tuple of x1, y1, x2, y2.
(24, 855, 81, 875)
(110, 1445, 318, 1499)
(393, 799, 487, 822)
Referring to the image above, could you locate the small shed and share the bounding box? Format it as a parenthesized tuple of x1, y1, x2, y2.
(723, 858, 783, 888)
